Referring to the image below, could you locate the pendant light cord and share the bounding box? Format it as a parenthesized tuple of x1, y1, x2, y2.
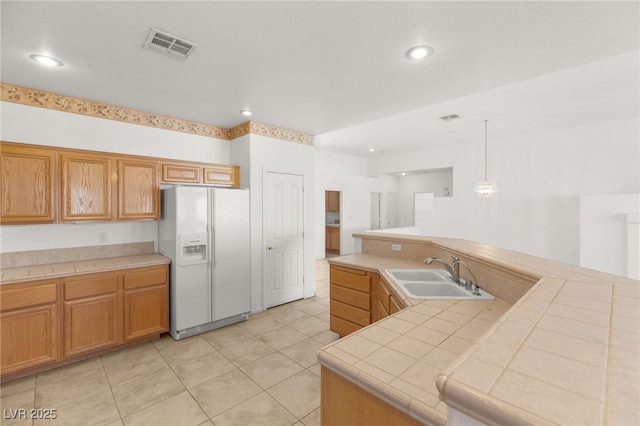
(483, 120, 488, 181)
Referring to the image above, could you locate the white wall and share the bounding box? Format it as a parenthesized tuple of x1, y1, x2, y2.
(368, 117, 640, 267)
(315, 150, 380, 257)
(231, 135, 316, 313)
(0, 101, 231, 253)
(580, 194, 640, 279)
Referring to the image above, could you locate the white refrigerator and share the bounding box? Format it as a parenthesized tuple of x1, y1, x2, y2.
(159, 186, 250, 340)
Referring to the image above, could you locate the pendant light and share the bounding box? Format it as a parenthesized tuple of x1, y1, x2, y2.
(473, 120, 497, 197)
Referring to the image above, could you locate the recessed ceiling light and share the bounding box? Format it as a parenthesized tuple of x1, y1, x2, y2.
(239, 109, 253, 117)
(30, 54, 63, 67)
(369, 148, 375, 152)
(405, 45, 433, 60)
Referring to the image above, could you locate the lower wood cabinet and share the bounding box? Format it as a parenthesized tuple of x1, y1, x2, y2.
(0, 279, 60, 375)
(0, 264, 168, 381)
(63, 272, 121, 357)
(123, 266, 168, 341)
(321, 367, 422, 426)
(329, 265, 375, 336)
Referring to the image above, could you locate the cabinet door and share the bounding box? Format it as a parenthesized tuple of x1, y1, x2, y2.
(62, 273, 120, 357)
(203, 165, 239, 187)
(0, 144, 57, 224)
(326, 191, 340, 212)
(1, 305, 59, 375)
(123, 266, 168, 341)
(117, 159, 159, 220)
(60, 152, 113, 221)
(161, 162, 201, 183)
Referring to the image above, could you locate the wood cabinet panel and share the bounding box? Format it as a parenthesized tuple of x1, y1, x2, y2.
(124, 284, 168, 341)
(123, 266, 167, 290)
(64, 273, 118, 300)
(321, 367, 423, 426)
(326, 227, 340, 253)
(330, 284, 370, 311)
(330, 300, 370, 326)
(60, 152, 113, 221)
(325, 191, 340, 212)
(1, 304, 59, 375)
(117, 159, 159, 220)
(161, 163, 201, 183)
(0, 144, 57, 224)
(0, 280, 58, 311)
(203, 165, 239, 187)
(329, 315, 362, 338)
(330, 266, 370, 293)
(63, 293, 120, 357)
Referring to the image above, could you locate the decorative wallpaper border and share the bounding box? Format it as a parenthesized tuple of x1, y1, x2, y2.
(0, 82, 314, 145)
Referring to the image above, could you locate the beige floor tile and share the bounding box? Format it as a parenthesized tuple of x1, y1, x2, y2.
(122, 391, 207, 426)
(34, 390, 120, 426)
(35, 366, 110, 409)
(218, 337, 276, 367)
(211, 392, 296, 426)
(267, 370, 320, 419)
(151, 334, 177, 351)
(238, 315, 287, 336)
(0, 375, 35, 398)
(171, 349, 237, 389)
(112, 368, 185, 418)
(0, 389, 34, 426)
(301, 407, 321, 426)
(36, 357, 103, 387)
(307, 363, 322, 377)
(256, 326, 308, 350)
(189, 370, 262, 418)
(311, 330, 339, 345)
(199, 324, 253, 350)
(280, 338, 326, 368)
(267, 308, 310, 323)
(289, 316, 330, 337)
(297, 301, 328, 316)
(158, 336, 215, 365)
(240, 352, 304, 389)
(102, 343, 169, 387)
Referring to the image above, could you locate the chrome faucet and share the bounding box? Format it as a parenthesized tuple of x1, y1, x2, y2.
(424, 256, 460, 284)
(453, 259, 482, 295)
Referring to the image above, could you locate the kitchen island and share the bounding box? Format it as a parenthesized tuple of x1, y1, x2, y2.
(318, 231, 639, 425)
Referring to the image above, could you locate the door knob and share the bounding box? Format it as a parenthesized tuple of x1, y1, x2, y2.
(267, 246, 276, 250)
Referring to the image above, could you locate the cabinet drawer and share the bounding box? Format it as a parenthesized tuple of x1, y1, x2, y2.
(375, 279, 392, 313)
(64, 273, 118, 300)
(330, 300, 370, 327)
(330, 314, 362, 337)
(330, 267, 370, 293)
(0, 280, 58, 311)
(123, 266, 167, 290)
(330, 284, 370, 310)
(161, 163, 201, 183)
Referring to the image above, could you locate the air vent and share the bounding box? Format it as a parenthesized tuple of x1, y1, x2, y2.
(439, 114, 461, 121)
(144, 28, 197, 60)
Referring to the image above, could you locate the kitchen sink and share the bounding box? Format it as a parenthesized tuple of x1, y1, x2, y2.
(385, 268, 496, 300)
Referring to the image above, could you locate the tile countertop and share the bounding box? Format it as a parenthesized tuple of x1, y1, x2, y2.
(0, 253, 171, 285)
(318, 233, 640, 426)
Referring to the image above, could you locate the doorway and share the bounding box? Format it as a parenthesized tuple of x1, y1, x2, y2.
(264, 171, 304, 308)
(325, 190, 341, 258)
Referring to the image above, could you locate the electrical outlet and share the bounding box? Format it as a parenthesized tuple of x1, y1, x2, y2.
(98, 232, 108, 244)
(391, 244, 402, 252)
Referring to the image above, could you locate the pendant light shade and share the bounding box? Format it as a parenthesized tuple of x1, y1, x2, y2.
(473, 120, 497, 197)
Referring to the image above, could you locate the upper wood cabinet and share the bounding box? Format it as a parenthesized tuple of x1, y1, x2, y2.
(60, 152, 114, 221)
(0, 144, 57, 224)
(1, 142, 239, 224)
(326, 191, 340, 212)
(161, 163, 201, 183)
(203, 165, 239, 187)
(117, 159, 160, 220)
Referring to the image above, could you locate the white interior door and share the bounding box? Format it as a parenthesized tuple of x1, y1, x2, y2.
(264, 172, 304, 308)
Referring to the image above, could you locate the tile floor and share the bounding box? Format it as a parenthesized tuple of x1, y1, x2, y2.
(1, 260, 336, 426)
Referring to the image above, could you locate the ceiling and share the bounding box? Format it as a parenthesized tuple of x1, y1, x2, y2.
(1, 1, 639, 156)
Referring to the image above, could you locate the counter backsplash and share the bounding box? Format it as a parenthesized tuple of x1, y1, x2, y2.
(0, 242, 156, 269)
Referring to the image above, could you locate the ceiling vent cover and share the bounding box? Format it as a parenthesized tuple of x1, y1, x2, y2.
(439, 114, 461, 122)
(144, 28, 197, 60)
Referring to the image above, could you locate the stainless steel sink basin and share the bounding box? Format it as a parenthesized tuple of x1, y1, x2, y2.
(385, 268, 495, 300)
